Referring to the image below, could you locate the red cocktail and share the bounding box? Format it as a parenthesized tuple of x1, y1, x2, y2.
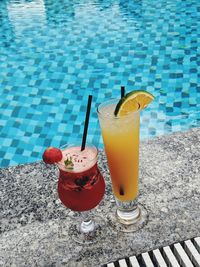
(57, 145, 105, 211)
(57, 144, 105, 244)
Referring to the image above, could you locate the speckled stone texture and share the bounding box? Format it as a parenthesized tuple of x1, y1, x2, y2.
(0, 129, 200, 267)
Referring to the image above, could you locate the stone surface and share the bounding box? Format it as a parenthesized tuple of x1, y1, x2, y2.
(0, 128, 200, 266)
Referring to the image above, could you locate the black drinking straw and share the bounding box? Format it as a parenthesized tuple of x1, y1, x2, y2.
(121, 86, 125, 98)
(81, 95, 92, 151)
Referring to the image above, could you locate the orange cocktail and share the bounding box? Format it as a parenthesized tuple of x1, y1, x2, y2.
(98, 91, 154, 232)
(98, 100, 139, 202)
(98, 97, 144, 232)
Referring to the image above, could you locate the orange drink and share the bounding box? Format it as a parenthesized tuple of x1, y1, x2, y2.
(98, 100, 139, 202)
(98, 90, 154, 232)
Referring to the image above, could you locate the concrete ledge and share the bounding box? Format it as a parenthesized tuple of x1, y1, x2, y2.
(0, 128, 200, 266)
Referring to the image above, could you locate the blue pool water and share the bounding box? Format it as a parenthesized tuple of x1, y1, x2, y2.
(0, 0, 200, 167)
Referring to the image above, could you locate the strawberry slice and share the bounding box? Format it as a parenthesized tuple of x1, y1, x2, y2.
(42, 147, 62, 164)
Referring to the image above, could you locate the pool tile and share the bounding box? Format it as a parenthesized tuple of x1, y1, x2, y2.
(0, 0, 200, 166)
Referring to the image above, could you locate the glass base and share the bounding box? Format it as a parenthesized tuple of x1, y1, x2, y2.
(108, 203, 148, 233)
(60, 213, 107, 245)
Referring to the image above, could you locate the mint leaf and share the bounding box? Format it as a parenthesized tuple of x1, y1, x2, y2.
(64, 157, 74, 170)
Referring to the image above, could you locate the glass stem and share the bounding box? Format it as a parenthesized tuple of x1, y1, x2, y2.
(79, 211, 95, 234)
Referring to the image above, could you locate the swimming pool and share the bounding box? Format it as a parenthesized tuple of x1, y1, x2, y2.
(0, 0, 200, 167)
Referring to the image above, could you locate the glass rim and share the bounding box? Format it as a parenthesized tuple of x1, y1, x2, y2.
(97, 98, 140, 119)
(57, 143, 98, 170)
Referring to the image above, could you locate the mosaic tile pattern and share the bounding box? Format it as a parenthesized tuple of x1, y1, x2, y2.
(0, 0, 200, 167)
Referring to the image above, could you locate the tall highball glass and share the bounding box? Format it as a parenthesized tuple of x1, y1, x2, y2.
(98, 99, 148, 232)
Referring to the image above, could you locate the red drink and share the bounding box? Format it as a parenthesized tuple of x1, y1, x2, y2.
(57, 145, 105, 212)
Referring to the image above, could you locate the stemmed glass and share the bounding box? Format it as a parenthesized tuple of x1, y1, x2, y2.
(43, 95, 107, 244)
(57, 143, 106, 244)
